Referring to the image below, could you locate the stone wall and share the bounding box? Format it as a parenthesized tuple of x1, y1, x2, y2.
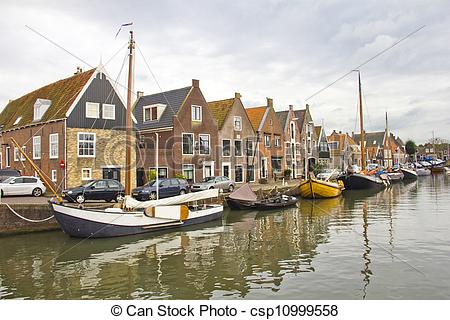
(66, 128, 136, 188)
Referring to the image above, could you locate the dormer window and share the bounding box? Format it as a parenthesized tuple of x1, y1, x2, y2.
(33, 99, 51, 121)
(143, 104, 165, 122)
(191, 105, 202, 121)
(13, 116, 22, 126)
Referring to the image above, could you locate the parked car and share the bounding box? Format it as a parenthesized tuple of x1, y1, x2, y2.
(191, 176, 235, 192)
(62, 179, 124, 203)
(132, 178, 190, 201)
(0, 169, 21, 183)
(0, 176, 46, 197)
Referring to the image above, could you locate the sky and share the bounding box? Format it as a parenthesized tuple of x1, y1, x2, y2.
(0, 0, 449, 144)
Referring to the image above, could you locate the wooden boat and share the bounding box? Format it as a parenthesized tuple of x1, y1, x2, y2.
(400, 167, 418, 180)
(255, 195, 298, 210)
(386, 171, 404, 183)
(339, 173, 387, 191)
(299, 176, 344, 199)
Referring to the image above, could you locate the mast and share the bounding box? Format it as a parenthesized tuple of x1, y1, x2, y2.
(385, 111, 390, 167)
(358, 71, 365, 172)
(125, 31, 134, 196)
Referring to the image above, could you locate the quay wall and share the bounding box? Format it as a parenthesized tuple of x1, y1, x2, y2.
(0, 203, 59, 236)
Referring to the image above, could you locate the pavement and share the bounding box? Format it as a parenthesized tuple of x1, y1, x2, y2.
(0, 195, 52, 205)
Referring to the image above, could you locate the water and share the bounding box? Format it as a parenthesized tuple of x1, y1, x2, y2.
(0, 175, 449, 299)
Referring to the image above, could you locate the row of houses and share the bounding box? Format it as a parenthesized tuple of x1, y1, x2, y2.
(0, 65, 407, 190)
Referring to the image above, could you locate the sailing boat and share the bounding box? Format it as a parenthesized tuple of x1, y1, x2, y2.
(338, 71, 387, 191)
(384, 112, 404, 183)
(299, 172, 344, 199)
(14, 31, 223, 238)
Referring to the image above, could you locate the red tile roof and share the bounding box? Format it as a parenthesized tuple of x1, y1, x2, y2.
(245, 106, 266, 131)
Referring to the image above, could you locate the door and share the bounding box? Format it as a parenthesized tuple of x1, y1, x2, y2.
(222, 162, 231, 179)
(90, 180, 109, 200)
(103, 168, 121, 181)
(136, 168, 145, 187)
(261, 158, 267, 179)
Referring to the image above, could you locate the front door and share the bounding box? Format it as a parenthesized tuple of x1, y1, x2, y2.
(103, 168, 121, 181)
(203, 161, 214, 179)
(136, 168, 145, 187)
(222, 162, 231, 179)
(261, 158, 267, 179)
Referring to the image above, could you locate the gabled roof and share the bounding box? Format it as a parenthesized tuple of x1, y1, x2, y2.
(245, 106, 267, 131)
(0, 68, 95, 131)
(293, 109, 306, 133)
(275, 110, 289, 130)
(207, 98, 235, 130)
(133, 86, 192, 130)
(314, 125, 322, 138)
(353, 131, 386, 148)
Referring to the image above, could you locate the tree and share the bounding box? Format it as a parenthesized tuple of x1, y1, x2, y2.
(405, 140, 417, 161)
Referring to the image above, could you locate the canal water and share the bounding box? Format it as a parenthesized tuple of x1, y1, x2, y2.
(0, 175, 449, 299)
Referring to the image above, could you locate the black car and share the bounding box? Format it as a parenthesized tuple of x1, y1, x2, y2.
(62, 179, 125, 203)
(132, 178, 190, 201)
(0, 169, 21, 183)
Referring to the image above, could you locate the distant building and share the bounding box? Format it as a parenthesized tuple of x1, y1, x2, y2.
(327, 130, 360, 170)
(315, 125, 331, 167)
(417, 142, 449, 161)
(293, 104, 318, 175)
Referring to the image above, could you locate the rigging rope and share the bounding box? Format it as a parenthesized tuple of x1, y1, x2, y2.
(2, 203, 54, 223)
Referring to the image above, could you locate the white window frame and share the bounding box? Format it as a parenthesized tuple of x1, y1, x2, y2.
(33, 136, 41, 160)
(247, 164, 256, 182)
(202, 161, 214, 179)
(264, 134, 271, 147)
(235, 164, 244, 183)
(49, 133, 58, 159)
(182, 164, 195, 183)
(182, 133, 194, 155)
(77, 132, 96, 158)
(222, 139, 231, 157)
(86, 102, 100, 119)
(191, 105, 202, 121)
(234, 116, 242, 131)
(14, 147, 19, 162)
(81, 168, 92, 181)
(21, 146, 26, 161)
(234, 139, 243, 157)
(143, 105, 157, 122)
(51, 170, 57, 182)
(222, 162, 231, 179)
(5, 147, 10, 167)
(149, 167, 169, 178)
(102, 103, 115, 120)
(274, 135, 281, 148)
(199, 134, 210, 155)
(13, 116, 22, 126)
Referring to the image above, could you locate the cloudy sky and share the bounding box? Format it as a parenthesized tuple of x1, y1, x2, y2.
(0, 0, 449, 143)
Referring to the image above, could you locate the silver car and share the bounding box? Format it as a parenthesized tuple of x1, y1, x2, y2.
(191, 176, 235, 192)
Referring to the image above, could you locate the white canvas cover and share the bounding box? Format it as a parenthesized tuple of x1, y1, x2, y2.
(125, 189, 219, 209)
(228, 183, 258, 202)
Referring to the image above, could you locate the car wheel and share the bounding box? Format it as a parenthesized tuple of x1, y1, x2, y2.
(209, 186, 214, 190)
(179, 189, 186, 195)
(76, 194, 85, 204)
(32, 188, 43, 197)
(105, 198, 113, 202)
(116, 194, 125, 203)
(228, 185, 235, 192)
(149, 192, 157, 200)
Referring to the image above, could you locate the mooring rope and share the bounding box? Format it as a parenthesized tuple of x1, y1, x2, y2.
(2, 203, 54, 223)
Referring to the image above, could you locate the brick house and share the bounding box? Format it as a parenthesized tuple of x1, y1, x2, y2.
(327, 130, 361, 170)
(0, 66, 136, 190)
(133, 79, 219, 185)
(275, 105, 303, 179)
(353, 131, 387, 166)
(208, 92, 257, 183)
(315, 125, 331, 167)
(246, 98, 284, 182)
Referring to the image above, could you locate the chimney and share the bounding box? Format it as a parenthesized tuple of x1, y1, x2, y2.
(289, 104, 293, 111)
(137, 91, 144, 98)
(235, 92, 241, 99)
(192, 79, 199, 88)
(305, 103, 310, 111)
(339, 131, 342, 134)
(266, 97, 273, 108)
(74, 66, 82, 75)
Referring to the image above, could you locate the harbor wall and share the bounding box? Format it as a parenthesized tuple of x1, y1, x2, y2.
(0, 203, 59, 236)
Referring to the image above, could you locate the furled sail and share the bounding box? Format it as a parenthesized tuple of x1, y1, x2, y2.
(124, 189, 220, 209)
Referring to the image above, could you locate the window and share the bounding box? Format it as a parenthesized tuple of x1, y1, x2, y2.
(274, 135, 281, 147)
(285, 143, 291, 155)
(319, 141, 328, 152)
(222, 139, 231, 157)
(191, 105, 202, 121)
(235, 165, 244, 183)
(234, 140, 243, 156)
(271, 156, 282, 174)
(234, 116, 242, 131)
(182, 133, 194, 155)
(264, 134, 271, 147)
(13, 117, 22, 126)
(21, 147, 26, 161)
(81, 168, 92, 180)
(49, 133, 58, 159)
(5, 147, 10, 167)
(144, 105, 158, 122)
(33, 136, 41, 159)
(86, 102, 100, 118)
(149, 167, 168, 178)
(199, 134, 210, 155)
(247, 165, 255, 182)
(51, 170, 57, 182)
(290, 122, 295, 140)
(222, 163, 231, 178)
(329, 141, 339, 150)
(14, 147, 19, 162)
(33, 99, 51, 121)
(102, 104, 115, 120)
(182, 164, 194, 182)
(78, 133, 96, 157)
(246, 139, 254, 156)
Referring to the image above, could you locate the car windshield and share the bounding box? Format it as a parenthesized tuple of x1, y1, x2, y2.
(144, 180, 156, 187)
(202, 177, 215, 182)
(81, 181, 95, 187)
(2, 177, 14, 183)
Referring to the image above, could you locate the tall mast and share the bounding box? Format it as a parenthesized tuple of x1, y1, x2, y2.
(125, 31, 134, 196)
(358, 71, 365, 171)
(385, 111, 389, 167)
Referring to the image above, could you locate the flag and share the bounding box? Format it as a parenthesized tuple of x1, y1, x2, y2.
(115, 22, 133, 39)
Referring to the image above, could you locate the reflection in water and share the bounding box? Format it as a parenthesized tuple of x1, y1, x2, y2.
(0, 175, 449, 299)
